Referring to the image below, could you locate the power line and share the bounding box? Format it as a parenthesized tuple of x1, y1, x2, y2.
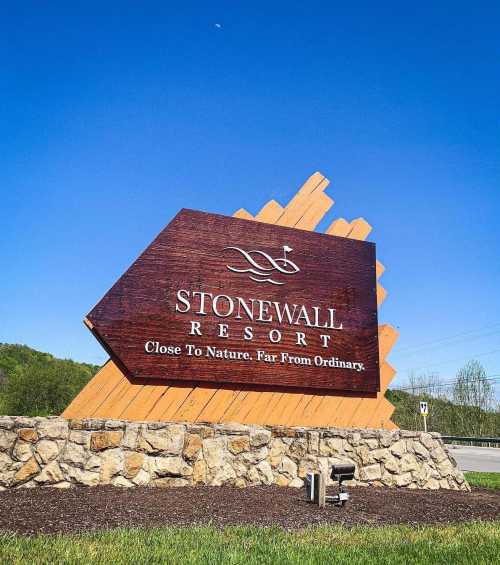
(394, 378, 500, 392)
(397, 347, 500, 373)
(392, 375, 500, 392)
(392, 328, 500, 359)
(393, 322, 500, 355)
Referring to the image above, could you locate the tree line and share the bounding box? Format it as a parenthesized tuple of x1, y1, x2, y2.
(0, 343, 98, 416)
(387, 360, 500, 437)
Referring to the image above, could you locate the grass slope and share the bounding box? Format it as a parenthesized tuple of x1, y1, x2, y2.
(465, 472, 500, 490)
(1, 523, 499, 565)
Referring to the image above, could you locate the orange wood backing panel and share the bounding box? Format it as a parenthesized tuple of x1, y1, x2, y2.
(227, 388, 261, 423)
(366, 397, 396, 428)
(233, 208, 254, 220)
(197, 387, 244, 423)
(267, 389, 302, 425)
(120, 384, 169, 421)
(286, 394, 317, 425)
(143, 387, 173, 420)
(294, 192, 334, 231)
(328, 396, 363, 427)
(378, 325, 399, 361)
(253, 391, 289, 424)
(346, 218, 373, 241)
(219, 388, 252, 422)
(156, 386, 195, 420)
(384, 418, 398, 430)
(361, 362, 397, 427)
(237, 390, 275, 423)
(351, 393, 384, 428)
(380, 362, 396, 392)
(377, 284, 387, 307)
(272, 392, 309, 426)
(142, 386, 178, 420)
(261, 392, 294, 425)
(104, 382, 145, 420)
(355, 393, 394, 429)
(275, 173, 329, 227)
(320, 395, 356, 427)
(304, 395, 339, 427)
(252, 392, 286, 425)
(296, 395, 325, 426)
(172, 386, 219, 422)
(343, 394, 374, 427)
(255, 200, 284, 223)
(376, 261, 385, 279)
(268, 392, 304, 426)
(195, 387, 241, 422)
(63, 362, 125, 419)
(326, 218, 351, 237)
(90, 377, 131, 418)
(62, 361, 116, 418)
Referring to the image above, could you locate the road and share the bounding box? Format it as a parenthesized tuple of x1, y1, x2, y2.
(446, 445, 500, 472)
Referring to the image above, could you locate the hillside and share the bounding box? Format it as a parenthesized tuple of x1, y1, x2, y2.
(387, 389, 500, 437)
(0, 344, 99, 416)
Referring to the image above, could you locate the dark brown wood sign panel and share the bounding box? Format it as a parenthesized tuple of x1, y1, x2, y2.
(87, 209, 380, 393)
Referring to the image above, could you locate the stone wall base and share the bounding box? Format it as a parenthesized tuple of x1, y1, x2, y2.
(0, 417, 468, 491)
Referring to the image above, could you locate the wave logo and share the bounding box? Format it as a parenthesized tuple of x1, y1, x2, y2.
(223, 245, 300, 286)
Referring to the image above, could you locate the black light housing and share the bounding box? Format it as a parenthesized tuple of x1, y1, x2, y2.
(328, 463, 355, 506)
(330, 463, 355, 482)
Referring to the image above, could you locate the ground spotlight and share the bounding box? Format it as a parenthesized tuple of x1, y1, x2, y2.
(306, 463, 356, 507)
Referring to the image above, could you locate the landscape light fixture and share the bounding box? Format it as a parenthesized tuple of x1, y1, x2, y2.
(305, 463, 356, 507)
(328, 463, 355, 506)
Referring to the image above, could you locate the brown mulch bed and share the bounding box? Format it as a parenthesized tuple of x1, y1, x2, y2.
(0, 485, 498, 536)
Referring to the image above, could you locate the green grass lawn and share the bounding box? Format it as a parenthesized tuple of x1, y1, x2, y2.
(465, 472, 500, 490)
(1, 522, 499, 565)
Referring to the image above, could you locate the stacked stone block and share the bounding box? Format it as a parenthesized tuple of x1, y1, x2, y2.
(0, 417, 468, 491)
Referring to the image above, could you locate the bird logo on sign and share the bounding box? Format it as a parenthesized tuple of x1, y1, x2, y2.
(223, 245, 300, 286)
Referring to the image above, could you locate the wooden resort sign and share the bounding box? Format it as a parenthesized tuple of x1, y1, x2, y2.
(65, 172, 399, 429)
(86, 209, 380, 393)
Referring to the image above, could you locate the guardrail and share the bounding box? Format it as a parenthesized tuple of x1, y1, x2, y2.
(442, 435, 500, 448)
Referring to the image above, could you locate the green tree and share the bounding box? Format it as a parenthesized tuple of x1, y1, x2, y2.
(387, 360, 499, 437)
(452, 360, 494, 436)
(0, 343, 98, 416)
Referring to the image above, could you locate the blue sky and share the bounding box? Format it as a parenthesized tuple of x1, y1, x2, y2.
(1, 2, 499, 397)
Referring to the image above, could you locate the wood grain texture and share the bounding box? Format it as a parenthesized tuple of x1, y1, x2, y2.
(233, 208, 254, 221)
(347, 218, 372, 241)
(256, 200, 284, 223)
(62, 171, 399, 428)
(86, 208, 380, 393)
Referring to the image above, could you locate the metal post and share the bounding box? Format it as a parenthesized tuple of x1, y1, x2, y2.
(423, 414, 427, 433)
(318, 473, 326, 508)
